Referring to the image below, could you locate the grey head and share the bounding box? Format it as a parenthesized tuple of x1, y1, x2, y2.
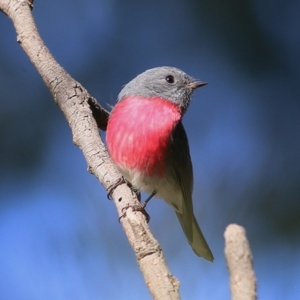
(118, 66, 207, 112)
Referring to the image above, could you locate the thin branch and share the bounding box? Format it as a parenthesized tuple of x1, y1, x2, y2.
(0, 1, 180, 299)
(224, 224, 257, 300)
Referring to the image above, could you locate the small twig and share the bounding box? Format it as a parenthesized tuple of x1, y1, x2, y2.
(224, 224, 257, 300)
(87, 96, 110, 130)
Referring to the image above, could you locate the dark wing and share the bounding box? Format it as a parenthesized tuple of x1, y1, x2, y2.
(168, 121, 194, 237)
(169, 121, 214, 261)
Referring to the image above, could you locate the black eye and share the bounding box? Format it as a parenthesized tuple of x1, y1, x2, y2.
(165, 75, 174, 83)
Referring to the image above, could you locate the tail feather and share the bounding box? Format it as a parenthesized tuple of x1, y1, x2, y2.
(175, 212, 214, 261)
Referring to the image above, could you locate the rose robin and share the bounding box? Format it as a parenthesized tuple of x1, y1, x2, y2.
(106, 67, 213, 261)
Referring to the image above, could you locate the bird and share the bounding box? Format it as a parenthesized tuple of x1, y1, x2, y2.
(106, 66, 213, 261)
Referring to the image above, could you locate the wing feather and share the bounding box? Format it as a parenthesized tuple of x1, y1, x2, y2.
(168, 122, 214, 261)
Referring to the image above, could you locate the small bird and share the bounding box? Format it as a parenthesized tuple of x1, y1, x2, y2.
(106, 67, 213, 261)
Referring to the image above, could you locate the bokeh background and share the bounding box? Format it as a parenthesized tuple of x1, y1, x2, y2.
(1, 0, 300, 299)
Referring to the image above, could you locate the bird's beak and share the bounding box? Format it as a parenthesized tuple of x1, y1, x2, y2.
(187, 81, 208, 90)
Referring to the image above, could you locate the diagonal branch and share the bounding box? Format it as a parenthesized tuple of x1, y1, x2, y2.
(0, 1, 180, 299)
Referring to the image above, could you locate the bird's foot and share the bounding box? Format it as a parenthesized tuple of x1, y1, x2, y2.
(106, 177, 126, 200)
(118, 191, 156, 223)
(118, 202, 150, 223)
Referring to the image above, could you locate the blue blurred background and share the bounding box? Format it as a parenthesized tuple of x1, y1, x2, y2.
(1, 0, 300, 299)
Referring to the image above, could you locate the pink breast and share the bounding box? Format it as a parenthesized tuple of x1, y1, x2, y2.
(106, 96, 181, 177)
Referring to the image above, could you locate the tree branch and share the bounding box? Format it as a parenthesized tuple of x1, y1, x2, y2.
(224, 224, 257, 300)
(0, 1, 180, 299)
